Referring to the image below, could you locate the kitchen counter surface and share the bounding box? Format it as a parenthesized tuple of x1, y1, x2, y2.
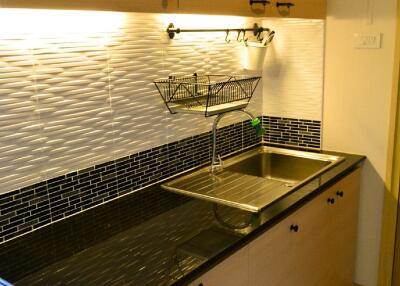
(12, 147, 365, 286)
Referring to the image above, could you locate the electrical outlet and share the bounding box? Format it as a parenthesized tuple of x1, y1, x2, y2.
(353, 33, 381, 49)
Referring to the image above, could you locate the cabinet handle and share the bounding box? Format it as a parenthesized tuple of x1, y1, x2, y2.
(276, 2, 295, 8)
(250, 0, 271, 6)
(327, 198, 336, 205)
(290, 224, 299, 232)
(336, 191, 344, 198)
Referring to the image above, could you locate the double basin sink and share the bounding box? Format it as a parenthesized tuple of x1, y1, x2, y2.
(162, 146, 344, 212)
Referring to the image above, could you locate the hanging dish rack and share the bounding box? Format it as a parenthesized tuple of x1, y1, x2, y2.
(154, 74, 261, 117)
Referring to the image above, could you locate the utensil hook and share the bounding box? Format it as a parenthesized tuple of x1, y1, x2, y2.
(242, 30, 248, 43)
(257, 30, 264, 41)
(225, 30, 231, 43)
(237, 30, 243, 42)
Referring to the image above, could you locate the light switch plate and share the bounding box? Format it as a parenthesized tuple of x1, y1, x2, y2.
(353, 33, 381, 49)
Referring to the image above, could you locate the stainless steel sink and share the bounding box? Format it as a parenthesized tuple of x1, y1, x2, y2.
(225, 147, 334, 184)
(162, 146, 344, 212)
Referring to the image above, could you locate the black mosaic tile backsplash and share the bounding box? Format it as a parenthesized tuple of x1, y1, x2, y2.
(0, 115, 321, 245)
(262, 116, 321, 149)
(0, 119, 260, 244)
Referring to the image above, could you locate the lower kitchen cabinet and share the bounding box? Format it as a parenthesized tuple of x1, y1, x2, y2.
(250, 168, 360, 286)
(189, 168, 361, 286)
(189, 246, 249, 286)
(249, 174, 332, 286)
(325, 168, 361, 286)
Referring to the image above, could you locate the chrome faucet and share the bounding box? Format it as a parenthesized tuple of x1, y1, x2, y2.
(211, 109, 264, 173)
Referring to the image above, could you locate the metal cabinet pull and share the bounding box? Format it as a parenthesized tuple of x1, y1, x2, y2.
(290, 224, 299, 232)
(276, 2, 295, 8)
(250, 0, 271, 6)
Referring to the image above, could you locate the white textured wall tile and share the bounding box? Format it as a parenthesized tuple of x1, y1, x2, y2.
(0, 39, 46, 190)
(0, 11, 322, 195)
(32, 38, 115, 178)
(261, 18, 324, 120)
(107, 14, 167, 158)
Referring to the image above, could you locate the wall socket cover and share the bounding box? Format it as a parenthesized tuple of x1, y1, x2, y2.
(353, 33, 382, 49)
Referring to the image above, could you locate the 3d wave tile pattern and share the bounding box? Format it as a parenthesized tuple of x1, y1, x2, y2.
(0, 12, 262, 195)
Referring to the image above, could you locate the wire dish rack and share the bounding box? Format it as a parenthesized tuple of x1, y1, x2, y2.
(154, 74, 261, 117)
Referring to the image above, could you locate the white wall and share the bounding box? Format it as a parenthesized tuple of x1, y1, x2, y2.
(262, 18, 324, 120)
(323, 0, 397, 285)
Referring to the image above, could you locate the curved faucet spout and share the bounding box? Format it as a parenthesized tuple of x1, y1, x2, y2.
(211, 109, 263, 173)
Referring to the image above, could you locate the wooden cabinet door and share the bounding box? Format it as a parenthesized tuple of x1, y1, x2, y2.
(267, 0, 326, 19)
(0, 0, 178, 13)
(249, 169, 360, 286)
(189, 246, 249, 286)
(290, 190, 334, 286)
(249, 189, 334, 286)
(175, 0, 325, 18)
(316, 182, 343, 286)
(249, 214, 297, 286)
(1, 0, 325, 18)
(311, 169, 361, 286)
(331, 169, 361, 286)
(175, 0, 270, 17)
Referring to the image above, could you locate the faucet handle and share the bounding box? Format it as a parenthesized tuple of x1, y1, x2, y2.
(251, 118, 265, 137)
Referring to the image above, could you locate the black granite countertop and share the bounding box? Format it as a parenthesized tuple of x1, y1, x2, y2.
(4, 147, 365, 286)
